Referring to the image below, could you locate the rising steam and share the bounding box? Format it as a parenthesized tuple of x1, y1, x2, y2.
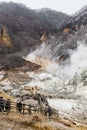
(26, 41, 87, 80)
(68, 43, 87, 76)
(26, 42, 52, 64)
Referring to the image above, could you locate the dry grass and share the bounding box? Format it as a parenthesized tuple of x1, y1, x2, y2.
(0, 112, 55, 130)
(0, 112, 87, 130)
(72, 124, 87, 130)
(0, 91, 15, 102)
(32, 125, 53, 130)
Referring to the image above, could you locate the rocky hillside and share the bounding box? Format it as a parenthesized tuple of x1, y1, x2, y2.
(0, 2, 70, 57)
(0, 2, 87, 62)
(36, 8, 70, 29)
(45, 6, 87, 61)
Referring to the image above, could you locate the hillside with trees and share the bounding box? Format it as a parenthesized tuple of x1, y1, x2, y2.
(0, 2, 70, 56)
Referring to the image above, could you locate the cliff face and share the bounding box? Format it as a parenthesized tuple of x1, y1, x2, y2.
(0, 27, 12, 47)
(40, 32, 47, 42)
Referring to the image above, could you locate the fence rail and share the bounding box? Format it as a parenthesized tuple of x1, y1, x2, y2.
(0, 97, 58, 119)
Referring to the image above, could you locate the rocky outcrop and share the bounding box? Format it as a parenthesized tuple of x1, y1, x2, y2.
(40, 31, 47, 43)
(0, 27, 12, 48)
(0, 2, 71, 57)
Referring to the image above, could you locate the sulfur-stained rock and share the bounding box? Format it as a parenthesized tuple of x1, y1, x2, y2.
(0, 27, 12, 48)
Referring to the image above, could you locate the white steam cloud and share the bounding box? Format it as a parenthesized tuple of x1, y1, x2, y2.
(26, 42, 52, 63)
(26, 41, 87, 80)
(67, 43, 87, 77)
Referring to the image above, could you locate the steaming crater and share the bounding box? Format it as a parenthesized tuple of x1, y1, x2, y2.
(25, 41, 87, 98)
(0, 41, 87, 124)
(26, 41, 87, 80)
(23, 41, 87, 123)
(1, 16, 87, 124)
